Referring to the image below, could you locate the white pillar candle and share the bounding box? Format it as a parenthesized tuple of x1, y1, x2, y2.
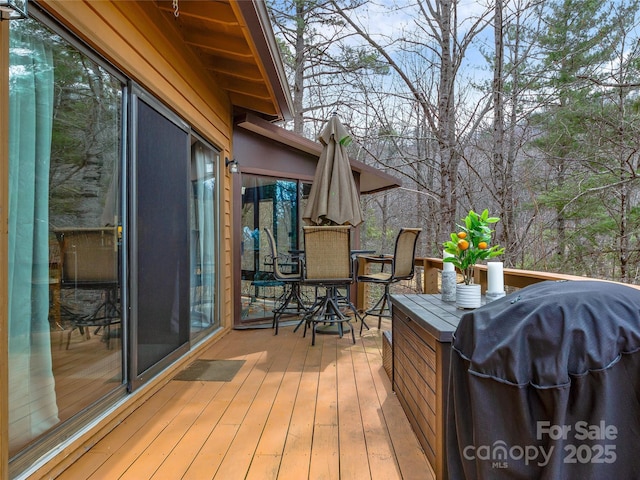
(443, 251, 455, 272)
(487, 261, 504, 293)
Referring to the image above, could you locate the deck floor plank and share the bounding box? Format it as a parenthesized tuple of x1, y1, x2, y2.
(337, 337, 369, 480)
(309, 330, 340, 479)
(87, 382, 205, 479)
(214, 329, 295, 479)
(53, 318, 434, 480)
(351, 337, 402, 480)
(146, 382, 226, 480)
(56, 378, 182, 479)
(118, 381, 212, 480)
(252, 330, 308, 458)
(179, 350, 269, 479)
(277, 328, 323, 479)
(244, 453, 282, 480)
(361, 332, 436, 480)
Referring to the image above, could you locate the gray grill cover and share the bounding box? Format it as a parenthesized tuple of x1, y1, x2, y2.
(447, 280, 640, 479)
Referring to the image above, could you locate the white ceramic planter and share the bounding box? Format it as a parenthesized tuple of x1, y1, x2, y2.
(456, 283, 481, 309)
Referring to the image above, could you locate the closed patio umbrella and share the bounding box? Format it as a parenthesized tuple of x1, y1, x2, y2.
(303, 114, 363, 227)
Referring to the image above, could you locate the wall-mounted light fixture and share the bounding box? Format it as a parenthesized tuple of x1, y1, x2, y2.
(0, 0, 28, 20)
(225, 158, 239, 174)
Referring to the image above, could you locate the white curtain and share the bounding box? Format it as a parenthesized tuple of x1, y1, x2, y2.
(8, 29, 59, 450)
(191, 143, 216, 328)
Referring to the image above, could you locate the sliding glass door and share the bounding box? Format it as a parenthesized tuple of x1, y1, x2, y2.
(7, 11, 223, 475)
(239, 175, 309, 323)
(8, 17, 124, 462)
(131, 95, 190, 385)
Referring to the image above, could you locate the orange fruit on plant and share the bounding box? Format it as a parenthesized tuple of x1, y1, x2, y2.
(458, 239, 469, 250)
(457, 231, 467, 239)
(478, 241, 488, 249)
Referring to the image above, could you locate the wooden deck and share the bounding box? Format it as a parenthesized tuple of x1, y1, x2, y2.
(53, 318, 434, 479)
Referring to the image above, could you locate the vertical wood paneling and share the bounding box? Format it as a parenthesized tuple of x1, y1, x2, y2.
(393, 317, 437, 462)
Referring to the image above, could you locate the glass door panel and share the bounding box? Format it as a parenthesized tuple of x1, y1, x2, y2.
(239, 175, 299, 323)
(190, 139, 219, 340)
(8, 18, 124, 460)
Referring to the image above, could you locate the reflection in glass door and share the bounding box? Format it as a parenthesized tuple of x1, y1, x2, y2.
(8, 17, 124, 463)
(240, 175, 301, 323)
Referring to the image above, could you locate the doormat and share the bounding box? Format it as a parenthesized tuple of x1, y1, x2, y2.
(173, 359, 245, 382)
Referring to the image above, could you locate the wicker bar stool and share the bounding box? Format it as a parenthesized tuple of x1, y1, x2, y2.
(300, 225, 360, 345)
(357, 228, 422, 331)
(264, 227, 309, 334)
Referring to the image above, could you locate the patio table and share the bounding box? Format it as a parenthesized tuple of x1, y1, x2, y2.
(292, 249, 375, 328)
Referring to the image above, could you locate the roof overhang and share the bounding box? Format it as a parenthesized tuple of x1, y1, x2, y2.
(236, 113, 402, 194)
(157, 0, 292, 122)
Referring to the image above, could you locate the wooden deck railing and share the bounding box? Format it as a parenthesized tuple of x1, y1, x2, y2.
(415, 257, 596, 294)
(356, 256, 638, 312)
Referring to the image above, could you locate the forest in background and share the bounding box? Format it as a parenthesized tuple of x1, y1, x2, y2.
(267, 0, 640, 283)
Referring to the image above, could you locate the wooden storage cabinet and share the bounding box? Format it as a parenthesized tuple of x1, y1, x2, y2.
(390, 294, 463, 480)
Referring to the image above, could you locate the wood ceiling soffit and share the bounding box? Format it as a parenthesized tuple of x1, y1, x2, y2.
(156, 0, 238, 24)
(183, 31, 252, 59)
(229, 1, 284, 111)
(197, 48, 254, 65)
(183, 20, 238, 37)
(205, 57, 262, 81)
(229, 93, 277, 116)
(155, 0, 281, 118)
(220, 77, 270, 98)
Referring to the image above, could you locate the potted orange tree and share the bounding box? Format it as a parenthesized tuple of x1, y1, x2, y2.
(443, 209, 504, 308)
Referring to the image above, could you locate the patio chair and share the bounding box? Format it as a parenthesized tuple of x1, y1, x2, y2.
(264, 227, 309, 335)
(357, 228, 422, 331)
(54, 227, 121, 349)
(300, 225, 359, 346)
